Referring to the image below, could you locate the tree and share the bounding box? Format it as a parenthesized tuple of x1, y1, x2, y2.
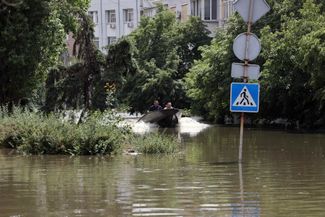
(72, 11, 102, 109)
(185, 15, 245, 122)
(110, 5, 211, 113)
(174, 16, 211, 79)
(44, 11, 105, 112)
(104, 38, 137, 109)
(0, 0, 89, 107)
(260, 0, 325, 128)
(186, 0, 325, 128)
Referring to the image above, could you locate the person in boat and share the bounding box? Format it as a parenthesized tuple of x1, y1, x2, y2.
(157, 101, 178, 127)
(149, 100, 162, 111)
(164, 102, 173, 110)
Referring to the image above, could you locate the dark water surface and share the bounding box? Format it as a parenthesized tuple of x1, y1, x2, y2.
(1, 125, 325, 217)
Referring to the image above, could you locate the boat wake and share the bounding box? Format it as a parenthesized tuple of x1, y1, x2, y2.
(178, 117, 210, 136)
(121, 114, 210, 137)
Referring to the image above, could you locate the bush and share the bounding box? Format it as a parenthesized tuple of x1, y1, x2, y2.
(0, 107, 181, 155)
(131, 133, 179, 154)
(0, 107, 130, 155)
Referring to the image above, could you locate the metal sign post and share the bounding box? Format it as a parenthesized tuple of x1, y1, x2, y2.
(231, 0, 270, 162)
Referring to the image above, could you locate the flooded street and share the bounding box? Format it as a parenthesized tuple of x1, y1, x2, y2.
(1, 118, 325, 217)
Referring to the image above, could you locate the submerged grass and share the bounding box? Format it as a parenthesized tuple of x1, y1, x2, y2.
(0, 107, 129, 155)
(0, 107, 180, 155)
(131, 133, 179, 154)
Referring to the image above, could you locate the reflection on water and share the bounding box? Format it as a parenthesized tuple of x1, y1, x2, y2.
(1, 125, 325, 217)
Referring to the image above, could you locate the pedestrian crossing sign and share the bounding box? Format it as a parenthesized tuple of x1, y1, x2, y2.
(230, 82, 260, 113)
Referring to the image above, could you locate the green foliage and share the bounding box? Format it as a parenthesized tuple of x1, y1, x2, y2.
(186, 0, 325, 128)
(73, 12, 103, 110)
(1, 1, 210, 113)
(0, 107, 129, 155)
(0, 0, 89, 106)
(107, 6, 211, 113)
(185, 15, 245, 122)
(175, 16, 212, 78)
(131, 133, 179, 154)
(44, 12, 106, 112)
(104, 38, 138, 110)
(0, 106, 181, 155)
(44, 65, 83, 111)
(260, 0, 325, 128)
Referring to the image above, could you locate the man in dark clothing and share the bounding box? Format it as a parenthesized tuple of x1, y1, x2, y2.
(149, 100, 162, 111)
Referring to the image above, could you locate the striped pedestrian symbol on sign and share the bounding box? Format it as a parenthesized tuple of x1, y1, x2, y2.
(233, 86, 256, 107)
(230, 82, 259, 113)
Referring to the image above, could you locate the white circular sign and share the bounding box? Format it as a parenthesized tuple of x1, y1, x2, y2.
(233, 33, 261, 61)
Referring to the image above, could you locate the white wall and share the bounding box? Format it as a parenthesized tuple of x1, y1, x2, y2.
(88, 0, 234, 51)
(89, 0, 141, 51)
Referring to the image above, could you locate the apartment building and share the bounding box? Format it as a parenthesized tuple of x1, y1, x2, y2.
(88, 0, 141, 50)
(87, 0, 234, 51)
(190, 0, 234, 32)
(142, 0, 190, 22)
(143, 0, 234, 33)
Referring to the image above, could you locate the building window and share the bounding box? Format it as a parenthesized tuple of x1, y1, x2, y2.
(88, 11, 98, 24)
(143, 9, 153, 17)
(94, 37, 99, 48)
(223, 0, 234, 20)
(124, 9, 133, 23)
(181, 4, 189, 22)
(204, 0, 210, 20)
(204, 0, 218, 21)
(106, 10, 116, 23)
(108, 37, 117, 46)
(191, 0, 202, 18)
(212, 0, 217, 20)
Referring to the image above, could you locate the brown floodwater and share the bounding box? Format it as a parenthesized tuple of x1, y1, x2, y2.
(1, 121, 325, 217)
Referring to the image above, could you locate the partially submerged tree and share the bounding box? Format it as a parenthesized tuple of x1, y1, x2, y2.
(108, 5, 211, 113)
(185, 0, 325, 128)
(185, 14, 245, 122)
(260, 0, 325, 128)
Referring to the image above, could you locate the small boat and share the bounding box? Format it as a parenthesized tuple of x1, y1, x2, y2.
(138, 108, 181, 127)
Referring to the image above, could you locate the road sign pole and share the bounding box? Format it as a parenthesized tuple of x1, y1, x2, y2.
(247, 0, 254, 32)
(239, 112, 244, 162)
(232, 0, 270, 162)
(239, 75, 247, 163)
(240, 0, 254, 162)
(239, 0, 255, 163)
(238, 160, 244, 214)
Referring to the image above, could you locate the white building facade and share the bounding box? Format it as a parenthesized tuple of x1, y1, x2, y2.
(88, 0, 234, 51)
(190, 0, 234, 32)
(141, 0, 234, 33)
(88, 0, 141, 50)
